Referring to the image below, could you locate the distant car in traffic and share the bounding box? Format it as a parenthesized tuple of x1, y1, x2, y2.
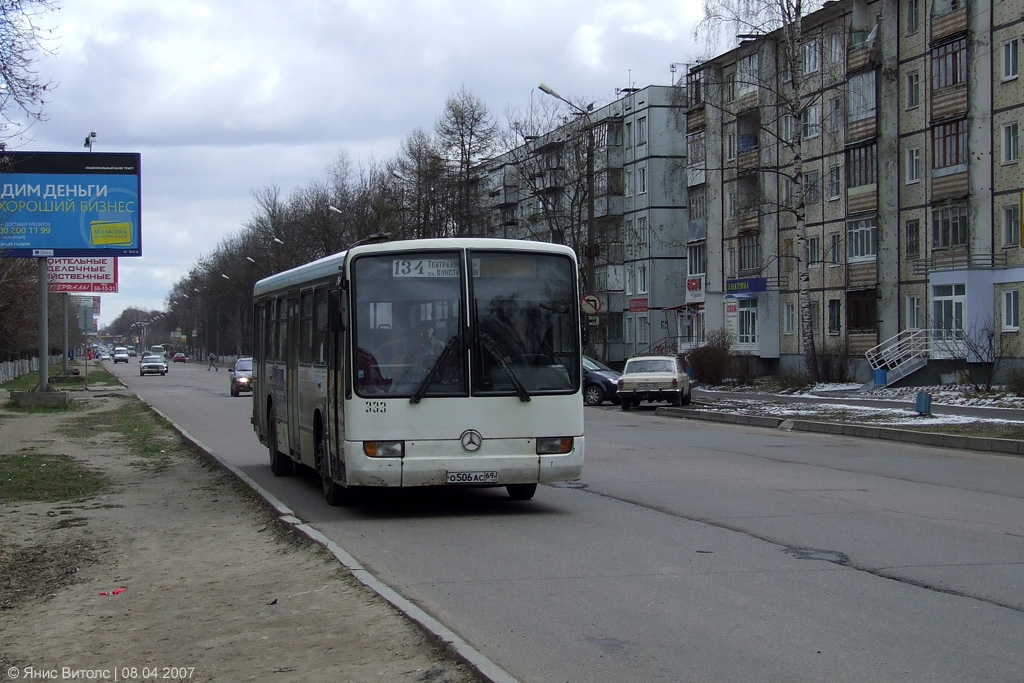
(139, 354, 168, 376)
(582, 355, 620, 406)
(112, 347, 130, 363)
(617, 354, 691, 410)
(229, 357, 253, 396)
(172, 352, 187, 363)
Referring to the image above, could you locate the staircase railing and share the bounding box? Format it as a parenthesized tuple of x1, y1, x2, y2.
(866, 328, 930, 372)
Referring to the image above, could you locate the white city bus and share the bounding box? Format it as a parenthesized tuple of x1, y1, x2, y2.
(251, 238, 585, 505)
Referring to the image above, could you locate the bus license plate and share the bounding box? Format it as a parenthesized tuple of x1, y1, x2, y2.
(446, 470, 498, 484)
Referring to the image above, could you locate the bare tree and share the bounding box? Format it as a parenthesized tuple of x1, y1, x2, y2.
(0, 0, 58, 143)
(697, 0, 829, 381)
(435, 86, 498, 236)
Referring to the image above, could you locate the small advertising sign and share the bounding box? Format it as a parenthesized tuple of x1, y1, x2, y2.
(47, 257, 118, 292)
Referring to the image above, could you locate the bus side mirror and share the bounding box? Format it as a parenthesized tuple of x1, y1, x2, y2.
(328, 290, 347, 332)
(580, 311, 590, 349)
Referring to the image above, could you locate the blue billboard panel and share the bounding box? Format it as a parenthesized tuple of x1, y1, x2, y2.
(0, 152, 141, 257)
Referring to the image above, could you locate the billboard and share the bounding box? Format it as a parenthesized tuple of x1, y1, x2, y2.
(48, 256, 118, 292)
(0, 152, 141, 257)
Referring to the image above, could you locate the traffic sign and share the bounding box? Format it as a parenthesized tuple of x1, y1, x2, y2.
(581, 293, 602, 315)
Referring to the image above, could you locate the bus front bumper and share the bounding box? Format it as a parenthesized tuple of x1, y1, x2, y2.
(342, 437, 584, 488)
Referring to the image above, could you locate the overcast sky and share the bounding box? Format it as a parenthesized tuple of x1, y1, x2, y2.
(17, 0, 707, 326)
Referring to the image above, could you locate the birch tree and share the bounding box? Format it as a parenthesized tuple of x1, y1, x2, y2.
(698, 0, 828, 381)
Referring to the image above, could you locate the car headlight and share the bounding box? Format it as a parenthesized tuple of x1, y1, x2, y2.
(363, 441, 404, 458)
(238, 377, 250, 384)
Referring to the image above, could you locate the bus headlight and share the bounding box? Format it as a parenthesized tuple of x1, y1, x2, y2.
(363, 440, 404, 458)
(536, 437, 573, 455)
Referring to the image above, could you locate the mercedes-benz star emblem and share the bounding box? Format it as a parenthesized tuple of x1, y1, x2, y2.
(460, 430, 483, 452)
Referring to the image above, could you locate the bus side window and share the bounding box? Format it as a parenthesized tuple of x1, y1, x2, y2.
(328, 289, 347, 332)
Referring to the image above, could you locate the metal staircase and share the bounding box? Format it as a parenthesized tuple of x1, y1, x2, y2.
(865, 329, 931, 387)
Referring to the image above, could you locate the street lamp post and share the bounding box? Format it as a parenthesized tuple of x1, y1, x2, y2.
(538, 83, 596, 351)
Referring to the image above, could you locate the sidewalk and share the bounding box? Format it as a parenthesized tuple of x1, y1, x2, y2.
(0, 384, 483, 682)
(652, 387, 1024, 457)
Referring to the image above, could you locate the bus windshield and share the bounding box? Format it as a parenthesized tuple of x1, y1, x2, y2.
(351, 248, 579, 400)
(352, 251, 466, 398)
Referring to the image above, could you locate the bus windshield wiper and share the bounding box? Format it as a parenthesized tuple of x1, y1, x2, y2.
(410, 334, 461, 404)
(479, 333, 531, 402)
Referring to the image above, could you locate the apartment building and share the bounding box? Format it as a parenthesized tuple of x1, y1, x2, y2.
(687, 0, 1023, 382)
(479, 86, 689, 366)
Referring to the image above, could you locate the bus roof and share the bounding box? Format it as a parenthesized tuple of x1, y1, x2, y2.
(252, 238, 577, 298)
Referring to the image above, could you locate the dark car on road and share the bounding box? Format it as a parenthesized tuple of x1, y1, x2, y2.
(582, 355, 621, 406)
(229, 357, 253, 396)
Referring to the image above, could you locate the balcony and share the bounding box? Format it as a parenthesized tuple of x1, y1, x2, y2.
(913, 252, 1007, 276)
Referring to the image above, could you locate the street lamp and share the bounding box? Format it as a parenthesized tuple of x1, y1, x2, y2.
(538, 83, 597, 334)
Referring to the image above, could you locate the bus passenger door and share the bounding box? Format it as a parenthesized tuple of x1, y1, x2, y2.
(287, 298, 301, 457)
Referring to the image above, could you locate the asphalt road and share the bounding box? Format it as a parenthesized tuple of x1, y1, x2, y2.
(109, 359, 1024, 683)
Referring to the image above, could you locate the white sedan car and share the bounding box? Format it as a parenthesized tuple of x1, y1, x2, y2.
(139, 354, 168, 376)
(616, 354, 691, 410)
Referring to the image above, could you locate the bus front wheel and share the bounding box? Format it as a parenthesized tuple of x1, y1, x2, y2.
(318, 438, 349, 506)
(268, 410, 293, 476)
(506, 483, 537, 501)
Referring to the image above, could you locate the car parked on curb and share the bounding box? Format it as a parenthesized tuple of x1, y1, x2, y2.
(112, 347, 130, 363)
(582, 355, 620, 406)
(616, 354, 691, 410)
(139, 354, 168, 376)
(229, 357, 253, 396)
(172, 352, 187, 363)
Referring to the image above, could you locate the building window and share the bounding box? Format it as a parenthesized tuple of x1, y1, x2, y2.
(724, 72, 736, 102)
(808, 235, 821, 266)
(847, 71, 876, 122)
(1003, 38, 1020, 81)
(638, 167, 648, 194)
(906, 71, 921, 109)
(907, 0, 920, 34)
(783, 177, 794, 206)
(906, 219, 920, 258)
(932, 201, 968, 248)
(932, 119, 968, 169)
(847, 144, 877, 188)
(638, 263, 648, 294)
(727, 131, 737, 160)
(1005, 205, 1022, 247)
(688, 242, 707, 276)
(802, 105, 821, 139)
(828, 96, 842, 131)
(625, 121, 632, 148)
(830, 233, 842, 265)
(847, 216, 878, 260)
(803, 39, 820, 73)
(738, 299, 758, 345)
(739, 234, 760, 271)
(687, 130, 705, 168)
(686, 70, 703, 107)
(847, 289, 877, 332)
(1003, 122, 1020, 163)
(828, 165, 842, 199)
(933, 283, 965, 342)
(726, 190, 736, 219)
(932, 37, 967, 89)
(637, 117, 648, 145)
(781, 115, 795, 143)
(828, 299, 842, 334)
(625, 170, 633, 197)
(805, 170, 820, 204)
(737, 53, 759, 95)
(1004, 290, 1020, 331)
(829, 33, 843, 64)
(637, 215, 648, 247)
(784, 302, 795, 334)
(689, 185, 706, 220)
(907, 295, 921, 329)
(906, 147, 921, 183)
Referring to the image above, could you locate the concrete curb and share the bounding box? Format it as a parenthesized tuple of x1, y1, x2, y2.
(132, 394, 518, 683)
(655, 406, 1024, 457)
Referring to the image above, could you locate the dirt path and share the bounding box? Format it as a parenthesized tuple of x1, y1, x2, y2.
(0, 392, 481, 683)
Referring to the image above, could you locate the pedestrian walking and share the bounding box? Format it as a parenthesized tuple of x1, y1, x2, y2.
(208, 353, 218, 371)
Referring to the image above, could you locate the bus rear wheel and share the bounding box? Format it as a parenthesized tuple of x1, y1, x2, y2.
(268, 410, 293, 476)
(506, 483, 537, 500)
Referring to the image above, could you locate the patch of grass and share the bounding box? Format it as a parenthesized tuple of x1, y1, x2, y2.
(0, 362, 120, 391)
(0, 452, 111, 503)
(0, 364, 66, 391)
(59, 397, 180, 468)
(3, 400, 85, 414)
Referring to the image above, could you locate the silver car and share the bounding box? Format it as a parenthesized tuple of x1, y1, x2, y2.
(229, 357, 253, 396)
(139, 354, 168, 376)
